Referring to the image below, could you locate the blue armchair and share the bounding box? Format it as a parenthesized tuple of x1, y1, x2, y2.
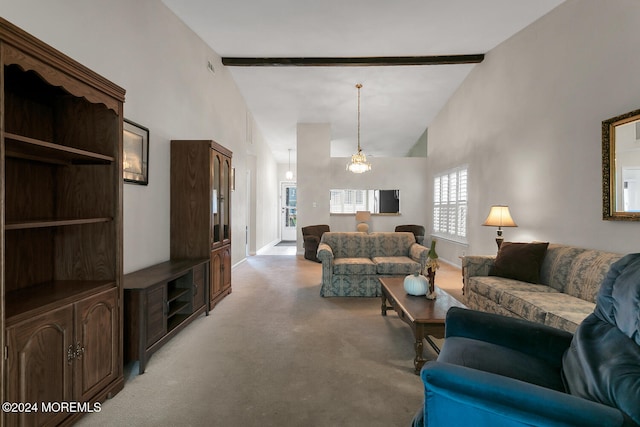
(412, 253, 640, 427)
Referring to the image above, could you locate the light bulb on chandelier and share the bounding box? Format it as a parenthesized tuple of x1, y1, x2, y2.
(346, 83, 372, 173)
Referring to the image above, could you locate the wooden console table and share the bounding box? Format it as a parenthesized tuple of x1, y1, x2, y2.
(124, 258, 209, 374)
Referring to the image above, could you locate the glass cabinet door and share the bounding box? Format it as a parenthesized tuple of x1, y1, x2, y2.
(222, 157, 231, 243)
(211, 151, 221, 247)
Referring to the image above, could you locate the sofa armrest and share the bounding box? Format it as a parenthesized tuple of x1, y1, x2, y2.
(317, 243, 334, 262)
(462, 255, 495, 295)
(409, 243, 429, 269)
(421, 362, 626, 427)
(445, 307, 573, 368)
(462, 255, 495, 275)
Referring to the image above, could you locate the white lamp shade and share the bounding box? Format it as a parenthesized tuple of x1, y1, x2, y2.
(355, 211, 371, 222)
(482, 205, 517, 227)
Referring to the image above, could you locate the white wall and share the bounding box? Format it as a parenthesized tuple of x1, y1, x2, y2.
(408, 128, 428, 158)
(297, 124, 332, 253)
(427, 0, 640, 263)
(250, 126, 280, 254)
(328, 157, 429, 232)
(295, 124, 430, 252)
(2, 0, 280, 272)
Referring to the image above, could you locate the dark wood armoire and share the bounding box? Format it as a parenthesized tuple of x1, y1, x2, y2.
(170, 140, 232, 310)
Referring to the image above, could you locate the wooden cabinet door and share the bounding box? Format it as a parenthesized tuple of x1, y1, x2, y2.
(5, 306, 74, 427)
(192, 262, 206, 310)
(210, 248, 223, 302)
(146, 283, 167, 348)
(74, 288, 119, 402)
(210, 246, 231, 309)
(222, 246, 232, 292)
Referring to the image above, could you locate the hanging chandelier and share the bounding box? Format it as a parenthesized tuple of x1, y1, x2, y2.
(346, 83, 372, 173)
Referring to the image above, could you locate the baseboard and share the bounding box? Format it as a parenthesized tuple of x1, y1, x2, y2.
(232, 258, 247, 269)
(439, 257, 462, 269)
(256, 238, 281, 255)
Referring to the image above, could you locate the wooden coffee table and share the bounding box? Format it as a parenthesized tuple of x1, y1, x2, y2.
(379, 277, 466, 374)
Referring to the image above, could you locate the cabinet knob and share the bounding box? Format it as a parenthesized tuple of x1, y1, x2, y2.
(67, 344, 76, 365)
(75, 342, 85, 360)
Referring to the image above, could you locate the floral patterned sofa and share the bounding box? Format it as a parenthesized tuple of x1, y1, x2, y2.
(462, 243, 623, 333)
(317, 232, 428, 297)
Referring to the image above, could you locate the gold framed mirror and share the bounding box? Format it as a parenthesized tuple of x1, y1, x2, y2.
(602, 108, 640, 221)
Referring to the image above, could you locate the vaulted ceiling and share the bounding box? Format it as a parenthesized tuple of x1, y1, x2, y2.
(162, 0, 565, 163)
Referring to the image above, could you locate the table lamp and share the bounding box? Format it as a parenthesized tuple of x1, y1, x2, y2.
(482, 205, 517, 248)
(355, 211, 371, 233)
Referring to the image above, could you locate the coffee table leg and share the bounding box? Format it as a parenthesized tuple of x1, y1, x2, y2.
(414, 324, 426, 374)
(381, 293, 388, 316)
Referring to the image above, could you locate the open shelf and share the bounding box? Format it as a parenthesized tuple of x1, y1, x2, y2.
(168, 314, 190, 332)
(5, 217, 112, 230)
(4, 133, 114, 165)
(167, 287, 190, 303)
(168, 301, 189, 318)
(5, 280, 116, 325)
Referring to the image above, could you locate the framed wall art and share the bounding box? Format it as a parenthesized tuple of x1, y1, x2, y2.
(123, 119, 149, 185)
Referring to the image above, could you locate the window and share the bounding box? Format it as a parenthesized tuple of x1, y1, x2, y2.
(433, 166, 467, 241)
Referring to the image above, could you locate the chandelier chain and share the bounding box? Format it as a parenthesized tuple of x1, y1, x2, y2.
(356, 83, 362, 152)
(346, 83, 371, 173)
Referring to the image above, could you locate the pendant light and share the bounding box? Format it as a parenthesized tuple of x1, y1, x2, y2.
(346, 83, 372, 173)
(285, 148, 294, 180)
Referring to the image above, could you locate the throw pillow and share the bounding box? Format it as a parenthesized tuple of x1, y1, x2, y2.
(489, 242, 549, 284)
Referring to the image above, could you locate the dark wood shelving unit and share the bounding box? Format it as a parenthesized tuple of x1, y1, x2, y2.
(123, 258, 209, 374)
(171, 140, 233, 310)
(1, 17, 125, 427)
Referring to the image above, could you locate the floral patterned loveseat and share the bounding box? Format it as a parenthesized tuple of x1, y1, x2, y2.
(317, 232, 428, 297)
(462, 243, 623, 333)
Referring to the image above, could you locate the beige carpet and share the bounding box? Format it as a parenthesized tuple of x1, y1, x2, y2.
(77, 256, 464, 427)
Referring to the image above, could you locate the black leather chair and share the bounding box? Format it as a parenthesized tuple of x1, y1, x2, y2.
(395, 224, 425, 245)
(301, 225, 330, 262)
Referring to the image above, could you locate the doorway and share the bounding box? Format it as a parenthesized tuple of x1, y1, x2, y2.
(281, 182, 297, 242)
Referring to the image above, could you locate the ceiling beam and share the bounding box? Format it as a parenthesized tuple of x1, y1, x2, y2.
(221, 54, 485, 67)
